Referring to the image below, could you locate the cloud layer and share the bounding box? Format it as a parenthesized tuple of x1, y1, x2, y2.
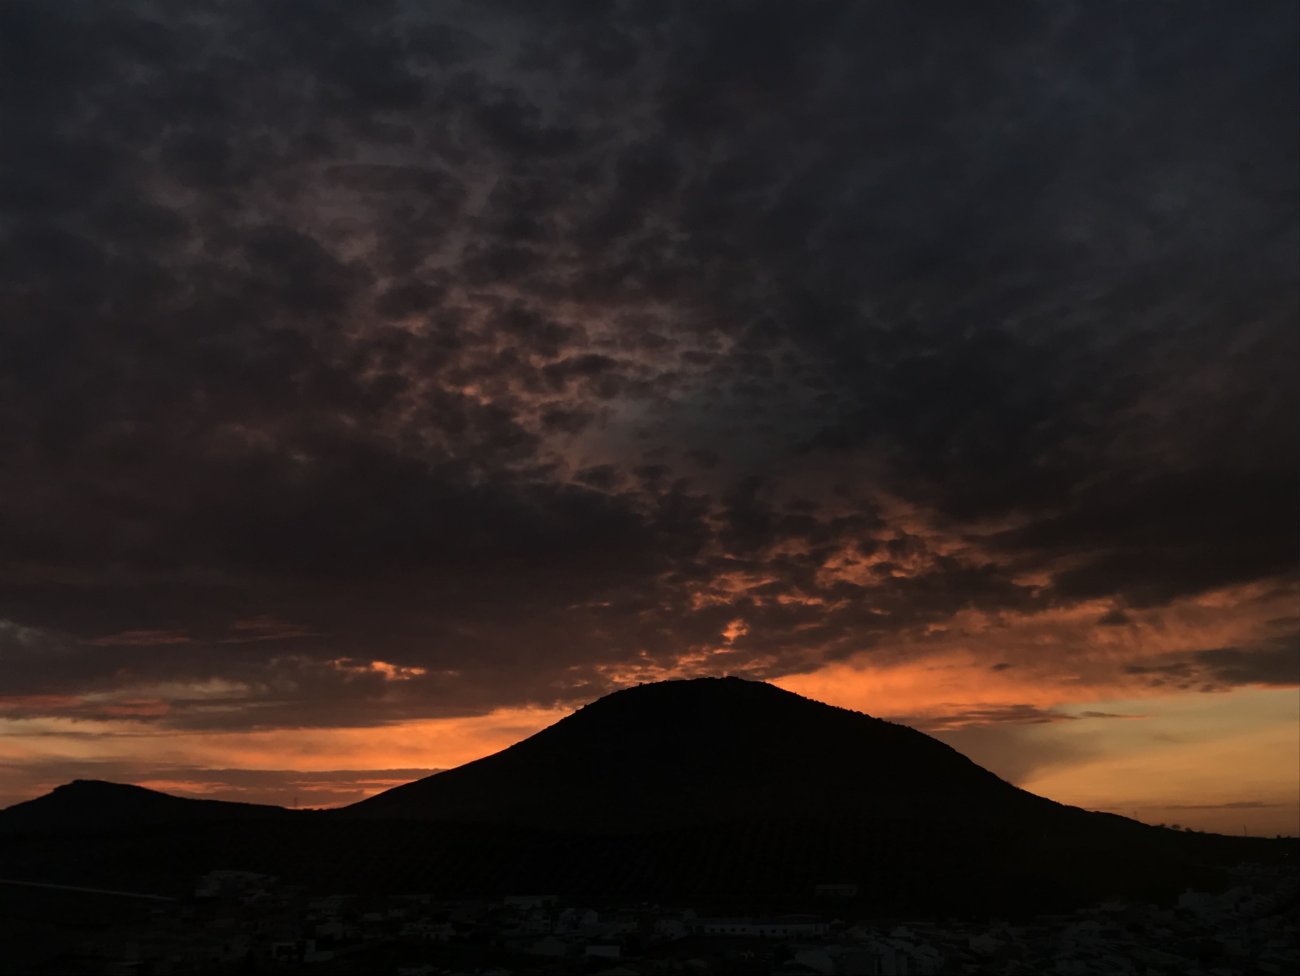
(1, 1, 1295, 803)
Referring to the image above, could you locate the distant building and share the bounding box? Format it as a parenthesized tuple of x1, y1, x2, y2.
(693, 915, 830, 938)
(793, 948, 836, 975)
(194, 870, 277, 901)
(556, 907, 599, 933)
(654, 914, 692, 941)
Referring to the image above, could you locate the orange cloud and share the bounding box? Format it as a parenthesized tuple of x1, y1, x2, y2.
(330, 658, 429, 681)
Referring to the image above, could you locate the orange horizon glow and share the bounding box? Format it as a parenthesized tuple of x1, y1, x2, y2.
(2, 577, 1295, 830)
(2, 654, 1296, 834)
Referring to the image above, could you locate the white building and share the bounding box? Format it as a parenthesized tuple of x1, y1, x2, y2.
(693, 914, 830, 938)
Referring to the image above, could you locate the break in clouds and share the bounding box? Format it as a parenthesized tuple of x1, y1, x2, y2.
(1, 1, 1296, 735)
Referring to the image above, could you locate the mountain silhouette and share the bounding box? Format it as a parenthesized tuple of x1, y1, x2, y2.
(0, 678, 1287, 910)
(0, 779, 294, 835)
(344, 676, 1070, 830)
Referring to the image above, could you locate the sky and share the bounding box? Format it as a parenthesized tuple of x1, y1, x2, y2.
(1, 1, 1296, 835)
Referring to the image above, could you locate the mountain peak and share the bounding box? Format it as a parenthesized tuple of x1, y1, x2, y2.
(575, 674, 861, 715)
(578, 674, 806, 711)
(593, 674, 799, 699)
(55, 779, 167, 797)
(346, 676, 1023, 829)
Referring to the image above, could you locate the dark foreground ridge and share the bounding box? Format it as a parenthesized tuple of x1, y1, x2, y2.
(1, 678, 1293, 916)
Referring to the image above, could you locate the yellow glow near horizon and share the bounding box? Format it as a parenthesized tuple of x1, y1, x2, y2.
(1019, 688, 1299, 834)
(775, 663, 1298, 835)
(2, 669, 1296, 833)
(0, 706, 568, 807)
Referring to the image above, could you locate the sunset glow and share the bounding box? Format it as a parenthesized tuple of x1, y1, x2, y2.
(0, 0, 1295, 843)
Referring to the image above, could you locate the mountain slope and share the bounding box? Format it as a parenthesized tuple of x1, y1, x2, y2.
(344, 676, 1075, 830)
(327, 677, 1256, 908)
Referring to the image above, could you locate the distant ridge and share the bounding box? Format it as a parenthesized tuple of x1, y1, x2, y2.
(0, 779, 294, 835)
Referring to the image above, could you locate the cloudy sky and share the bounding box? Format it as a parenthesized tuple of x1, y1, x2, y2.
(1, 1, 1296, 832)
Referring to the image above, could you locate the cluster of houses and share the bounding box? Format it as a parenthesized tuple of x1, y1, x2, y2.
(13, 860, 1297, 974)
(486, 895, 835, 963)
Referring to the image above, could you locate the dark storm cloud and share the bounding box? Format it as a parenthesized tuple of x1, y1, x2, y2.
(0, 0, 1295, 730)
(1191, 644, 1300, 688)
(1123, 634, 1300, 692)
(898, 704, 1140, 734)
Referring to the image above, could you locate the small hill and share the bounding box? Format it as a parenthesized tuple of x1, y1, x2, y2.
(0, 780, 294, 835)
